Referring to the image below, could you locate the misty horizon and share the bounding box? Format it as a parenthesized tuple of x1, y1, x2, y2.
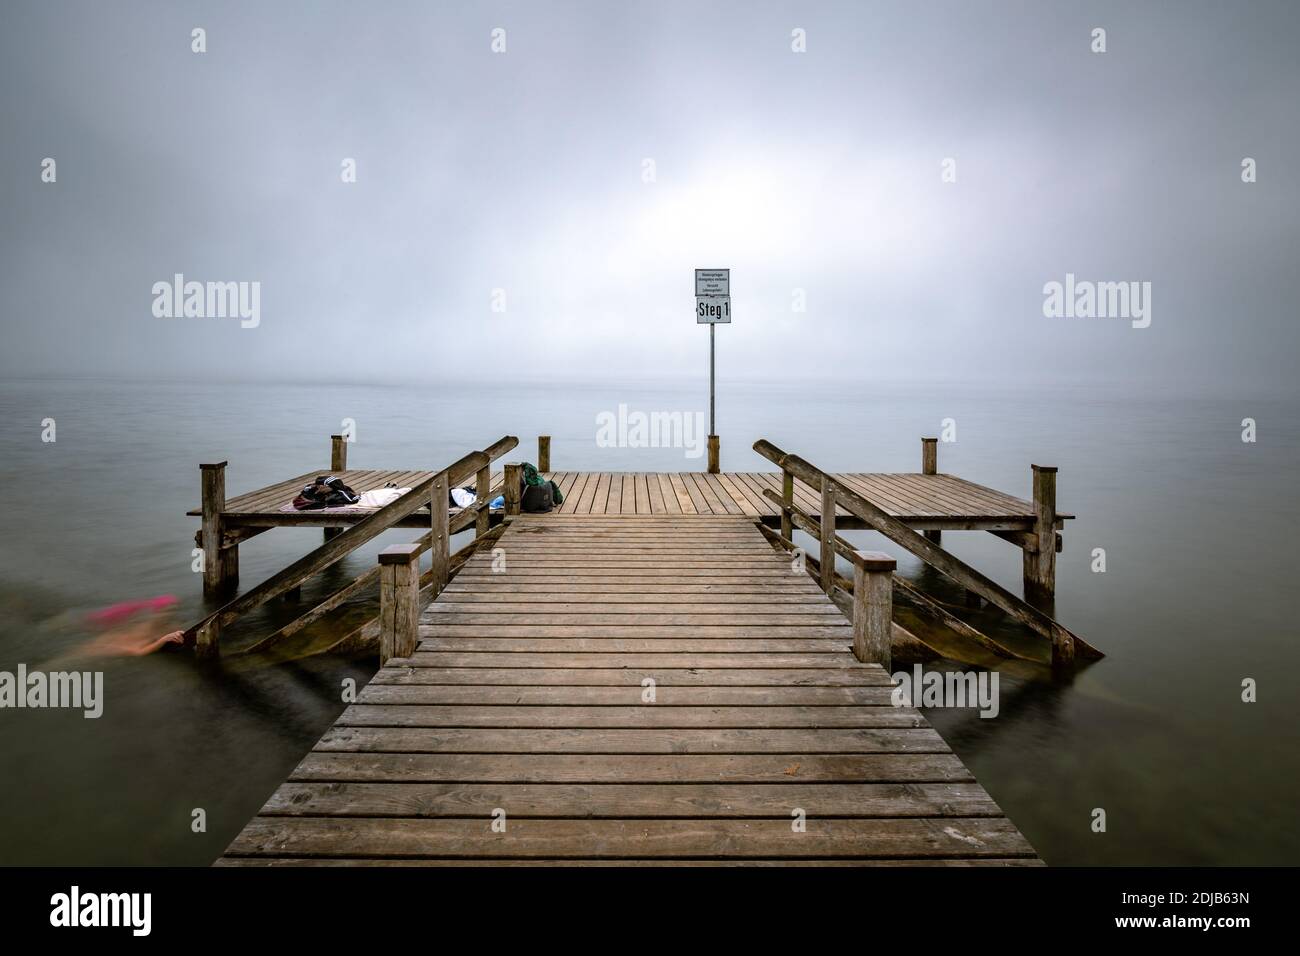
(3, 0, 1298, 395)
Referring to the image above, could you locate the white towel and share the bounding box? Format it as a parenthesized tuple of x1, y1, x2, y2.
(355, 487, 410, 509)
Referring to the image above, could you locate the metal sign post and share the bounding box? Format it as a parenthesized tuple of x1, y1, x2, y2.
(695, 269, 730, 473)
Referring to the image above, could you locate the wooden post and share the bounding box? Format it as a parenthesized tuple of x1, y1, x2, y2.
(475, 464, 491, 537)
(325, 435, 348, 541)
(378, 544, 420, 664)
(852, 551, 897, 671)
(780, 469, 794, 543)
(1024, 464, 1058, 607)
(538, 436, 551, 473)
(820, 478, 836, 594)
(707, 435, 720, 474)
(430, 471, 449, 597)
(200, 461, 237, 594)
(921, 438, 940, 544)
(921, 437, 938, 475)
(504, 462, 522, 516)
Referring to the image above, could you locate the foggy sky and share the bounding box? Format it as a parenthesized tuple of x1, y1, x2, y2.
(2, 0, 1297, 393)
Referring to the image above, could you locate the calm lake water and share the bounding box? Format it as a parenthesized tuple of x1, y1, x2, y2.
(0, 377, 1296, 865)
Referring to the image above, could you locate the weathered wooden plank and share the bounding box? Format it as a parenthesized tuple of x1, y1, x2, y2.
(313, 726, 942, 753)
(225, 816, 1034, 860)
(260, 780, 993, 816)
(335, 704, 926, 728)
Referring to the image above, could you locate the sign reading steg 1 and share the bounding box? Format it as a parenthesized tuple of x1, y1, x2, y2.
(695, 268, 731, 324)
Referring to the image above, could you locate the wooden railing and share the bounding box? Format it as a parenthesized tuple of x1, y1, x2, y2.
(186, 435, 518, 659)
(752, 438, 1102, 670)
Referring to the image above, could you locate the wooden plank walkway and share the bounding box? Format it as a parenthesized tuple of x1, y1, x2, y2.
(220, 514, 1040, 865)
(191, 470, 1070, 530)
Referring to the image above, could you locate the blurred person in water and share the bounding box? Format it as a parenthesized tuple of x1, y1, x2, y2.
(57, 596, 186, 660)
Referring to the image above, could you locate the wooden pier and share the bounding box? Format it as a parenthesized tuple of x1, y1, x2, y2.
(187, 434, 1100, 865)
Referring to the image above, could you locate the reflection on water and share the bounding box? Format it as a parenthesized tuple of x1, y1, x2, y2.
(0, 378, 1297, 865)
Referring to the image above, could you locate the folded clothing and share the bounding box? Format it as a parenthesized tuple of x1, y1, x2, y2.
(450, 487, 476, 508)
(292, 475, 360, 510)
(356, 487, 410, 509)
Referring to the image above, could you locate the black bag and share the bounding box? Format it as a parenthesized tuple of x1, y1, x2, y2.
(521, 481, 555, 513)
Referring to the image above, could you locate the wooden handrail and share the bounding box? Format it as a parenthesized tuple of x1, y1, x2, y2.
(753, 438, 1102, 668)
(189, 434, 517, 657)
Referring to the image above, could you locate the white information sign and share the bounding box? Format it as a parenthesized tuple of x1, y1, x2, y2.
(695, 269, 730, 296)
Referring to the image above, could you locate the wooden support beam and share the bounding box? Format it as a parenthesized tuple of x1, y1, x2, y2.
(378, 544, 420, 664)
(993, 528, 1063, 554)
(853, 551, 896, 671)
(1024, 465, 1058, 609)
(707, 435, 720, 474)
(200, 461, 237, 597)
(538, 436, 551, 473)
(429, 472, 450, 599)
(819, 478, 836, 595)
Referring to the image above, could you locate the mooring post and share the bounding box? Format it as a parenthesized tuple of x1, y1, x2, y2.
(780, 468, 794, 542)
(921, 437, 941, 544)
(504, 462, 522, 516)
(324, 434, 348, 541)
(430, 471, 450, 597)
(200, 461, 237, 594)
(1024, 464, 1058, 607)
(538, 435, 551, 473)
(378, 543, 420, 664)
(707, 435, 720, 474)
(475, 463, 491, 537)
(852, 551, 897, 671)
(820, 478, 837, 594)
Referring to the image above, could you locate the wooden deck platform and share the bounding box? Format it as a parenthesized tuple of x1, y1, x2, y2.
(219, 515, 1040, 865)
(190, 469, 1071, 531)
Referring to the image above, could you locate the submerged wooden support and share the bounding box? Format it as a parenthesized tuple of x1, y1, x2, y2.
(1023, 465, 1058, 608)
(378, 544, 420, 664)
(853, 551, 897, 671)
(200, 461, 238, 596)
(538, 436, 551, 473)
